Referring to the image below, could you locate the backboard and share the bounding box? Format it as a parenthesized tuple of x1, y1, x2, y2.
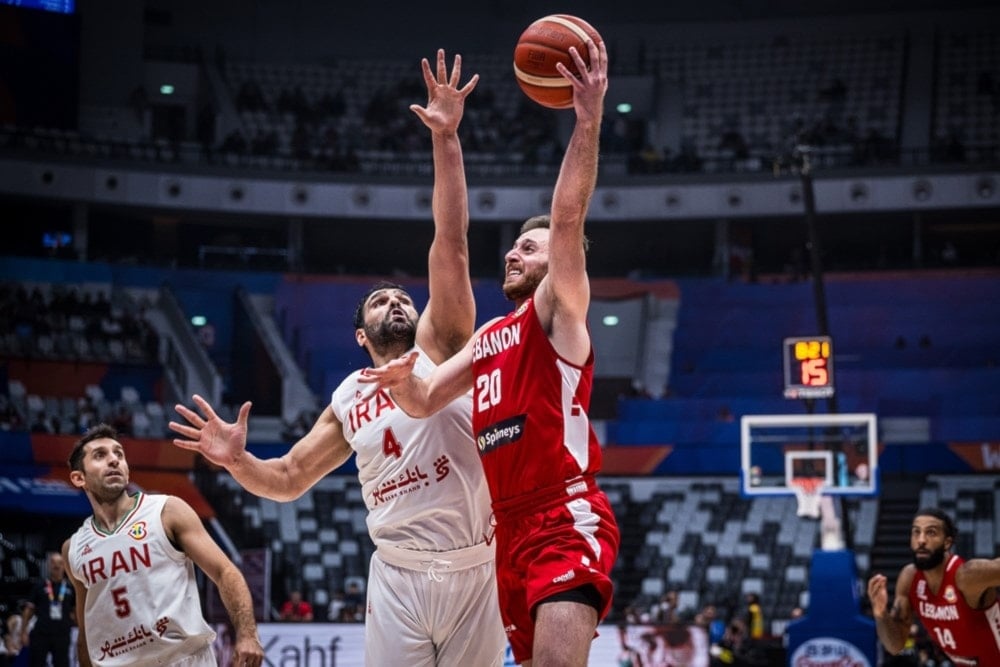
(740, 413, 878, 496)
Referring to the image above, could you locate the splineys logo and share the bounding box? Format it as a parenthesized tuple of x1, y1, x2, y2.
(476, 415, 526, 454)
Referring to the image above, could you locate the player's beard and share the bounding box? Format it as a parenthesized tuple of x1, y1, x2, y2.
(502, 265, 545, 302)
(364, 316, 416, 355)
(912, 545, 947, 570)
(94, 471, 129, 504)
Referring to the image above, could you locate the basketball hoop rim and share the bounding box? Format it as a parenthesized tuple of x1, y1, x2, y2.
(792, 477, 825, 519)
(791, 477, 825, 494)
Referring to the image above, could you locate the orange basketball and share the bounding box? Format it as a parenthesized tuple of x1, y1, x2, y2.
(513, 14, 603, 109)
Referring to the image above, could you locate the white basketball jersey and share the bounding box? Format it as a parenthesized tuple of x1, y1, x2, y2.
(331, 346, 492, 551)
(67, 493, 216, 666)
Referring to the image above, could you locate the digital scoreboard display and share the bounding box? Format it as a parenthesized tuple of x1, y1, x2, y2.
(783, 335, 834, 399)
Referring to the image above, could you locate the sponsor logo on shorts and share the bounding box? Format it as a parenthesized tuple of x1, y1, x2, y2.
(476, 415, 526, 454)
(552, 569, 576, 584)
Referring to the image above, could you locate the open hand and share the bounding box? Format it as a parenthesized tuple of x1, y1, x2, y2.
(357, 351, 419, 394)
(170, 394, 251, 468)
(867, 574, 889, 618)
(410, 49, 478, 136)
(559, 37, 607, 124)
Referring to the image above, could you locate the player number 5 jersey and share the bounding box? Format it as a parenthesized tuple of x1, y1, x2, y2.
(67, 493, 215, 666)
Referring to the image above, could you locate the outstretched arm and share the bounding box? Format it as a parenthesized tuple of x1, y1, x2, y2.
(867, 568, 914, 655)
(170, 395, 352, 502)
(360, 322, 488, 417)
(163, 497, 263, 667)
(956, 556, 1000, 609)
(411, 49, 478, 363)
(535, 38, 608, 366)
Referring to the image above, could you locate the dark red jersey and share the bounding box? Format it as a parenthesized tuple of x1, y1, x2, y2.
(909, 554, 1000, 666)
(471, 298, 604, 503)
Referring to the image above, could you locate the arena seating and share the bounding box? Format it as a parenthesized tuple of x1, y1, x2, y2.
(920, 474, 1000, 557)
(632, 272, 1000, 448)
(934, 28, 1000, 155)
(651, 29, 904, 167)
(208, 471, 374, 618)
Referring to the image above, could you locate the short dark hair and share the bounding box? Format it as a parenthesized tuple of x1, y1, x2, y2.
(519, 214, 591, 252)
(352, 281, 405, 329)
(68, 423, 120, 471)
(914, 507, 957, 540)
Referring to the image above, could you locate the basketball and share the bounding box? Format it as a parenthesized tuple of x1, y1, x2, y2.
(513, 14, 604, 109)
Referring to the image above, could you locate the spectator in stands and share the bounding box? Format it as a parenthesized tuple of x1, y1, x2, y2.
(650, 590, 680, 625)
(867, 507, 1000, 665)
(697, 603, 727, 647)
(110, 404, 132, 436)
(744, 593, 764, 640)
(278, 591, 313, 622)
(359, 37, 620, 667)
(171, 50, 507, 666)
(0, 396, 23, 431)
(326, 591, 346, 623)
(1, 601, 27, 666)
(20, 552, 74, 667)
(343, 580, 365, 623)
(76, 397, 98, 433)
(711, 618, 748, 666)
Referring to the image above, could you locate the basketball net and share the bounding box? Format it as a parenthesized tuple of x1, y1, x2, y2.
(792, 478, 846, 550)
(792, 477, 824, 519)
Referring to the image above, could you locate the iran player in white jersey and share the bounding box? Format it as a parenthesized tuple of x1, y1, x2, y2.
(170, 50, 505, 667)
(63, 424, 263, 667)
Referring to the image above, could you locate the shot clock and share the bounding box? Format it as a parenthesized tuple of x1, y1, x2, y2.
(783, 336, 834, 399)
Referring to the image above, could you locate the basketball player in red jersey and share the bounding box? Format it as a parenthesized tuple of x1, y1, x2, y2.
(362, 36, 620, 666)
(867, 507, 1000, 665)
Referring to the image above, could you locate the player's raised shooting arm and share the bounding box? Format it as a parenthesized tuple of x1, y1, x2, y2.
(538, 38, 606, 364)
(547, 42, 608, 320)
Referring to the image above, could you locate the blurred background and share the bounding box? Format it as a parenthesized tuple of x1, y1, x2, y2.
(1, 0, 998, 664)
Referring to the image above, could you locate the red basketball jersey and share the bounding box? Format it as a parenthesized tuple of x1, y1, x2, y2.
(909, 554, 1000, 666)
(471, 298, 603, 503)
